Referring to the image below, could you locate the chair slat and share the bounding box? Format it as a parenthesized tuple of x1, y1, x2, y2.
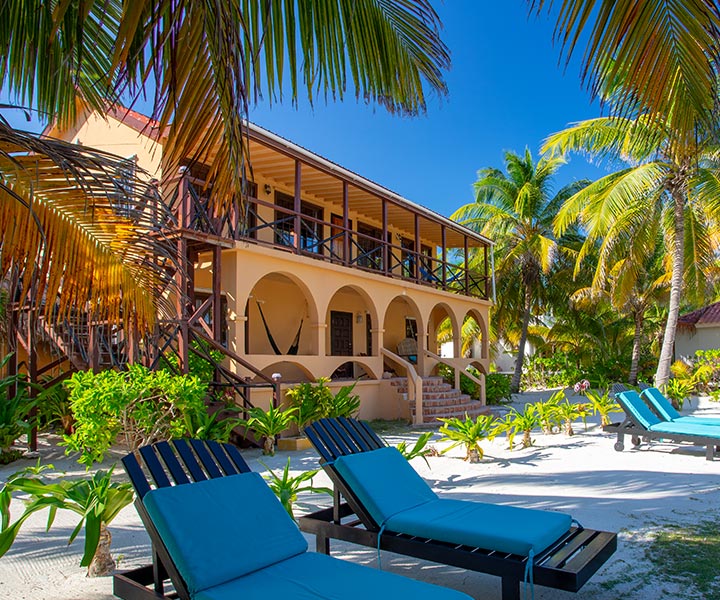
(155, 441, 190, 486)
(189, 440, 224, 478)
(172, 439, 207, 482)
(139, 446, 172, 489)
(336, 417, 372, 451)
(323, 418, 362, 453)
(358, 419, 386, 448)
(304, 424, 335, 462)
(204, 440, 241, 475)
(222, 442, 252, 473)
(317, 418, 354, 456)
(122, 453, 152, 499)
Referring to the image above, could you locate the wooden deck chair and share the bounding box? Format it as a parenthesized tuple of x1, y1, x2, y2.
(113, 438, 474, 600)
(300, 418, 617, 600)
(605, 390, 720, 460)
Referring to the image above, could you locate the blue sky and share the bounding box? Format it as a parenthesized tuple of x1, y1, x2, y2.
(3, 1, 607, 219)
(245, 1, 607, 217)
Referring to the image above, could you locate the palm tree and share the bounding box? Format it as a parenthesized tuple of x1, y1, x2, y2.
(0, 1, 451, 329)
(531, 1, 720, 152)
(451, 149, 587, 393)
(544, 117, 720, 386)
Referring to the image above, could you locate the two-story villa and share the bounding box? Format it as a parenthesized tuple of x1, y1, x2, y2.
(44, 106, 494, 424)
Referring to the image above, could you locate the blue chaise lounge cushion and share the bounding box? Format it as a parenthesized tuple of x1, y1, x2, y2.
(143, 472, 307, 595)
(642, 387, 720, 426)
(334, 446, 572, 556)
(196, 551, 474, 600)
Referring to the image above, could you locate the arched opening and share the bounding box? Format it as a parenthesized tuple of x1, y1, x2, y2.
(463, 309, 488, 360)
(427, 303, 457, 357)
(383, 296, 422, 373)
(330, 360, 374, 381)
(245, 273, 317, 355)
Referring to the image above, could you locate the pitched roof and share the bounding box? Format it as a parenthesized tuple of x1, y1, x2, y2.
(678, 301, 720, 328)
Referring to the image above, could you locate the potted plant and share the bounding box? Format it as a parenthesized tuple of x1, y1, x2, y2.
(0, 464, 134, 576)
(438, 414, 495, 463)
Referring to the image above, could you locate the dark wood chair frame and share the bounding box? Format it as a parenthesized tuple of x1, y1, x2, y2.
(299, 417, 617, 600)
(604, 418, 720, 461)
(112, 438, 252, 600)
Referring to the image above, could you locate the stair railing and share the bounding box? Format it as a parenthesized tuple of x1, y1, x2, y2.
(381, 347, 424, 425)
(424, 349, 486, 406)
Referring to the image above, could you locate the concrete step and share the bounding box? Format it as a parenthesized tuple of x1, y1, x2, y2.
(410, 403, 491, 424)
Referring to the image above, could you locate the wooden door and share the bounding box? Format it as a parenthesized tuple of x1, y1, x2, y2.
(330, 311, 353, 356)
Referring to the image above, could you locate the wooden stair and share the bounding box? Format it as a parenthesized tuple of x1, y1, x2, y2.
(389, 376, 490, 424)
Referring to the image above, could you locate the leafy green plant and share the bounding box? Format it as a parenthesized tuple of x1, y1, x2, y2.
(0, 353, 37, 460)
(533, 391, 564, 434)
(261, 458, 331, 520)
(586, 390, 622, 426)
(240, 405, 297, 455)
(664, 378, 694, 410)
(485, 373, 511, 404)
(438, 414, 495, 462)
(37, 379, 74, 435)
(555, 400, 581, 436)
(182, 406, 242, 443)
(491, 412, 519, 450)
(63, 365, 207, 467)
(159, 338, 225, 389)
(0, 465, 134, 576)
(395, 432, 436, 467)
(507, 405, 539, 448)
(285, 378, 360, 429)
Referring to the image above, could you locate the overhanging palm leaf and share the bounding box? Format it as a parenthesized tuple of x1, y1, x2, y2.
(0, 125, 176, 329)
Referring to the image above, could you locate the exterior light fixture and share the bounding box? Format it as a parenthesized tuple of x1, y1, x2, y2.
(264, 184, 272, 195)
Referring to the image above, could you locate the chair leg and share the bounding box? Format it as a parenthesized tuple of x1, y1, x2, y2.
(706, 445, 714, 461)
(501, 577, 520, 600)
(316, 532, 330, 554)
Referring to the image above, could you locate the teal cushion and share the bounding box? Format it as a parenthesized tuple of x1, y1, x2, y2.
(196, 551, 473, 600)
(333, 447, 437, 524)
(143, 472, 307, 595)
(618, 390, 662, 428)
(642, 387, 680, 421)
(650, 420, 720, 438)
(386, 498, 572, 556)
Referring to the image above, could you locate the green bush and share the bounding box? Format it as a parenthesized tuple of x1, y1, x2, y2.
(285, 378, 361, 429)
(159, 338, 225, 389)
(437, 364, 483, 400)
(521, 352, 583, 390)
(0, 353, 37, 458)
(63, 365, 207, 467)
(485, 373, 511, 404)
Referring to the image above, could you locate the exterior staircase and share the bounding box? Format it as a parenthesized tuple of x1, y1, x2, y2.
(389, 376, 491, 424)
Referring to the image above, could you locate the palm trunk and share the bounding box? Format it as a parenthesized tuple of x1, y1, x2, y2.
(87, 523, 114, 577)
(628, 311, 644, 386)
(510, 287, 532, 394)
(655, 189, 685, 387)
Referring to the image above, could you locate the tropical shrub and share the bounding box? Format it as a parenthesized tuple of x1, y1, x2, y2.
(438, 414, 495, 463)
(521, 352, 583, 390)
(485, 373, 511, 405)
(693, 349, 720, 389)
(285, 378, 361, 429)
(491, 412, 519, 451)
(261, 458, 331, 520)
(533, 391, 564, 434)
(182, 404, 243, 443)
(555, 400, 581, 436)
(37, 379, 74, 435)
(160, 338, 225, 391)
(437, 365, 481, 400)
(0, 354, 37, 461)
(240, 405, 297, 455)
(664, 378, 694, 410)
(396, 432, 436, 467)
(63, 365, 207, 467)
(0, 464, 134, 576)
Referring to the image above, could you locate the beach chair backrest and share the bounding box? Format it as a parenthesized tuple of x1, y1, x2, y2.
(617, 390, 662, 429)
(641, 387, 680, 421)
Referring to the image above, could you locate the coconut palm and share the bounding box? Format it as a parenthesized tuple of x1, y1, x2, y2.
(532, 1, 720, 152)
(451, 149, 587, 393)
(0, 0, 451, 329)
(544, 117, 720, 386)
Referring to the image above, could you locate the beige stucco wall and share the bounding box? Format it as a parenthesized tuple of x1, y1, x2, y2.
(676, 326, 720, 360)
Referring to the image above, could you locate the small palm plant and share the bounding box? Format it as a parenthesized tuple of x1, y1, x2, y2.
(586, 390, 622, 426)
(396, 432, 436, 467)
(0, 465, 134, 576)
(664, 378, 694, 410)
(508, 405, 540, 448)
(438, 414, 495, 463)
(240, 405, 297, 455)
(261, 458, 332, 520)
(555, 400, 581, 436)
(533, 390, 564, 434)
(491, 412, 519, 451)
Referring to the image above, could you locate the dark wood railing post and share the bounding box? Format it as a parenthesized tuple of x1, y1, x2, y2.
(342, 182, 350, 266)
(464, 237, 470, 295)
(294, 160, 302, 253)
(441, 226, 447, 288)
(381, 199, 388, 274)
(414, 213, 420, 281)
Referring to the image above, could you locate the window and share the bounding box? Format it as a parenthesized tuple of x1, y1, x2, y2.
(112, 156, 138, 218)
(274, 192, 324, 254)
(357, 223, 384, 270)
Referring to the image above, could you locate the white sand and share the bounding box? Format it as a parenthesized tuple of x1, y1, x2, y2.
(2, 390, 720, 600)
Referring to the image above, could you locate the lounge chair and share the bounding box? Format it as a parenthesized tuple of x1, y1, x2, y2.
(641, 387, 720, 426)
(605, 390, 720, 460)
(113, 438, 474, 600)
(299, 417, 617, 600)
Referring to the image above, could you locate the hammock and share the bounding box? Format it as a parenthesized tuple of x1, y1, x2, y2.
(256, 300, 303, 355)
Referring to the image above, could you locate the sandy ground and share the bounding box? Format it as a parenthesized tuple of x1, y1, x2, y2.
(1, 390, 720, 600)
